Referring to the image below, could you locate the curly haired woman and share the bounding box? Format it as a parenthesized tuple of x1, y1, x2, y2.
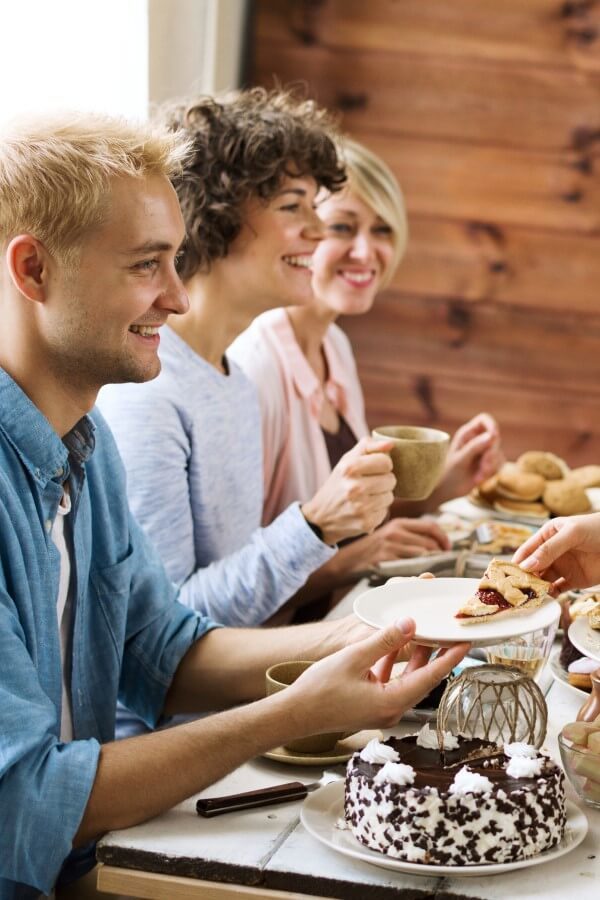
(230, 137, 503, 598)
(99, 90, 416, 680)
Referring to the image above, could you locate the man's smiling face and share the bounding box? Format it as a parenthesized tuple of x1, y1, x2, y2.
(43, 173, 189, 391)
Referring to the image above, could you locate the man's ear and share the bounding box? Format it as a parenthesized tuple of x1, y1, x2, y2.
(5, 235, 51, 303)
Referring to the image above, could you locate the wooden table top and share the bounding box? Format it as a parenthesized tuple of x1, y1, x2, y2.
(96, 667, 599, 899)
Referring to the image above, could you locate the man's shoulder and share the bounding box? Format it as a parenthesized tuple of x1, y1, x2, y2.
(0, 426, 41, 501)
(86, 407, 129, 481)
(0, 440, 20, 501)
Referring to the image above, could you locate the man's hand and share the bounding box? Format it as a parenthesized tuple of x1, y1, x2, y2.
(513, 512, 600, 592)
(301, 436, 396, 545)
(77, 603, 462, 846)
(434, 413, 504, 505)
(285, 618, 469, 736)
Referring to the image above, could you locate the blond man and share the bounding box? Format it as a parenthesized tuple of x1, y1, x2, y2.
(0, 112, 467, 899)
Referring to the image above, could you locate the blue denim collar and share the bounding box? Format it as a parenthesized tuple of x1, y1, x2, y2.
(0, 368, 96, 485)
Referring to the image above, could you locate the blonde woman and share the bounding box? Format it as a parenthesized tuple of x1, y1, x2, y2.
(230, 138, 503, 599)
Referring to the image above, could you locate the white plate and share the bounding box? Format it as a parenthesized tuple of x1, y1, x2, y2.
(353, 577, 561, 647)
(548, 648, 588, 698)
(439, 496, 549, 527)
(373, 518, 537, 579)
(586, 487, 600, 510)
(568, 617, 600, 663)
(263, 730, 383, 767)
(441, 491, 600, 528)
(301, 782, 588, 877)
(375, 554, 489, 580)
(375, 550, 458, 578)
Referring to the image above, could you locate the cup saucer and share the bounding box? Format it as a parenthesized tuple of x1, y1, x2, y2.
(263, 729, 383, 766)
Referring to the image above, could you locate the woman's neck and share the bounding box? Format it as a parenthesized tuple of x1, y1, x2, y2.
(170, 271, 256, 371)
(286, 305, 337, 382)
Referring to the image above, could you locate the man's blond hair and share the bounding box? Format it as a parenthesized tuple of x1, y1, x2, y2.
(0, 111, 191, 263)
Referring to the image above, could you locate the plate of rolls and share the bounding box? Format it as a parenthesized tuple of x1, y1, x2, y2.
(467, 451, 600, 524)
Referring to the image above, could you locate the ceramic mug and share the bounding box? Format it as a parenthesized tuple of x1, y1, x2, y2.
(265, 660, 351, 754)
(372, 424, 450, 500)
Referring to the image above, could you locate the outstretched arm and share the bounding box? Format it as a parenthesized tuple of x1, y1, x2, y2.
(76, 618, 467, 845)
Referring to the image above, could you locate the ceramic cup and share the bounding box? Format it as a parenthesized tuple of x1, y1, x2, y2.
(265, 660, 351, 754)
(372, 425, 450, 500)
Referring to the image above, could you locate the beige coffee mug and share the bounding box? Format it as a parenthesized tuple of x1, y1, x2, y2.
(265, 660, 351, 754)
(372, 425, 450, 500)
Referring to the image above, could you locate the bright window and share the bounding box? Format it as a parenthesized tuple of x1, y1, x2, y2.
(0, 0, 148, 125)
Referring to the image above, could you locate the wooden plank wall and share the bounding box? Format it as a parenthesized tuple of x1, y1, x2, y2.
(249, 0, 600, 465)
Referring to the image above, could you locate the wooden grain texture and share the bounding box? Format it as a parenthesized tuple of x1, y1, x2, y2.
(341, 292, 600, 386)
(253, 41, 600, 152)
(97, 864, 332, 899)
(255, 38, 600, 150)
(252, 0, 600, 463)
(360, 133, 600, 234)
(256, 0, 600, 70)
(391, 217, 600, 314)
(339, 296, 600, 466)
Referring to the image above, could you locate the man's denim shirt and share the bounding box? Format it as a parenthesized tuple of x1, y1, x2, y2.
(0, 370, 217, 899)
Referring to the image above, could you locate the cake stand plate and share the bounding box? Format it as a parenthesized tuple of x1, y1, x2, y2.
(353, 577, 561, 647)
(300, 782, 587, 877)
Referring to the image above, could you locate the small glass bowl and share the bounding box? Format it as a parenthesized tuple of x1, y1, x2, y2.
(558, 732, 600, 809)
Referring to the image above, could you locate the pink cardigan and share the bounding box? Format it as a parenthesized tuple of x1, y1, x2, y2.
(229, 309, 369, 525)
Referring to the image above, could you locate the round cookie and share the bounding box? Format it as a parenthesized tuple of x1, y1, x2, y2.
(469, 488, 492, 509)
(543, 479, 591, 516)
(496, 465, 546, 502)
(477, 474, 499, 502)
(568, 465, 600, 490)
(493, 498, 549, 518)
(516, 450, 568, 481)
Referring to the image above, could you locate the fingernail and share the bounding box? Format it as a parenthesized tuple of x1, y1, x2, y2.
(397, 618, 413, 635)
(519, 555, 538, 572)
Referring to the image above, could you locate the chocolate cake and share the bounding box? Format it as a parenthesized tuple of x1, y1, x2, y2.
(344, 727, 566, 865)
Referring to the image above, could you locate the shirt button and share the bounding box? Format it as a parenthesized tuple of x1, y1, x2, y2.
(55, 467, 64, 478)
(45, 519, 52, 533)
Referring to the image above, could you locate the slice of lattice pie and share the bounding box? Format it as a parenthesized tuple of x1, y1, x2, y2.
(456, 559, 550, 624)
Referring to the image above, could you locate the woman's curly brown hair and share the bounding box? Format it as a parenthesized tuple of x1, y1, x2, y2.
(156, 87, 346, 280)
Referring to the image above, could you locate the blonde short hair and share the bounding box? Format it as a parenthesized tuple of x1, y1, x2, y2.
(337, 137, 408, 287)
(0, 111, 191, 263)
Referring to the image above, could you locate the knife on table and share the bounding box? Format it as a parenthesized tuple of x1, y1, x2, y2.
(196, 775, 340, 817)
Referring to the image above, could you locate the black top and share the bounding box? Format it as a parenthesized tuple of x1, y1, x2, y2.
(322, 415, 358, 469)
